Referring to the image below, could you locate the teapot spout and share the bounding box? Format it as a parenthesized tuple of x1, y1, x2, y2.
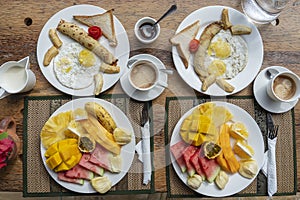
(18, 56, 30, 69)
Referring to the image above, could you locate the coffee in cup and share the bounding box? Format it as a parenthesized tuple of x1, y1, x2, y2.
(128, 60, 167, 91)
(267, 71, 300, 103)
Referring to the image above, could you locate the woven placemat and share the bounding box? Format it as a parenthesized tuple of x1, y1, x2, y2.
(23, 94, 155, 197)
(165, 96, 297, 198)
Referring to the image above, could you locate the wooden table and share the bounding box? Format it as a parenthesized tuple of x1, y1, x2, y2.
(0, 0, 299, 199)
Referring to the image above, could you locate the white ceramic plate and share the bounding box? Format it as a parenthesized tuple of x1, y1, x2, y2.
(37, 4, 130, 96)
(170, 101, 265, 197)
(253, 66, 298, 113)
(172, 6, 263, 96)
(120, 54, 168, 101)
(40, 98, 136, 193)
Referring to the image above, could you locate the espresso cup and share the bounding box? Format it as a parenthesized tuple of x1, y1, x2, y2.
(266, 70, 300, 103)
(128, 59, 168, 91)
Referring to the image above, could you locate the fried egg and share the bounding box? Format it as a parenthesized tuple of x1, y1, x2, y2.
(54, 42, 101, 89)
(205, 29, 248, 79)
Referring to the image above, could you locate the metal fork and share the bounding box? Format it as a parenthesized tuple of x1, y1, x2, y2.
(268, 125, 279, 139)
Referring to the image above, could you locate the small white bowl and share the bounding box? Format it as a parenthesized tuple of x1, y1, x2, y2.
(134, 17, 160, 44)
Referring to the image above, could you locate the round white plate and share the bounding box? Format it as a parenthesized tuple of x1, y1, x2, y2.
(120, 54, 168, 101)
(170, 101, 265, 197)
(37, 4, 130, 96)
(172, 6, 263, 96)
(40, 98, 136, 193)
(253, 66, 298, 113)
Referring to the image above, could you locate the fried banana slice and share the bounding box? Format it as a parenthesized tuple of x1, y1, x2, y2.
(193, 22, 223, 78)
(216, 78, 235, 93)
(94, 73, 104, 95)
(100, 63, 120, 74)
(43, 46, 59, 66)
(221, 8, 232, 30)
(202, 74, 216, 92)
(230, 25, 252, 35)
(49, 29, 63, 48)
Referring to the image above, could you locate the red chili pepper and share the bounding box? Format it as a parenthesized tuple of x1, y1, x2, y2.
(88, 26, 102, 40)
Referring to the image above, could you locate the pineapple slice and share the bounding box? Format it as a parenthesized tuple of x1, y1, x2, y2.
(40, 111, 74, 149)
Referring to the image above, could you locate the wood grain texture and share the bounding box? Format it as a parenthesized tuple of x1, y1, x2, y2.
(0, 0, 299, 198)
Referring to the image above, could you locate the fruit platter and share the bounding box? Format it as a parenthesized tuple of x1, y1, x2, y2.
(40, 98, 135, 193)
(170, 102, 265, 197)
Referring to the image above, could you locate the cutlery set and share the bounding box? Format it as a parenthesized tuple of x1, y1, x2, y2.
(262, 113, 279, 196)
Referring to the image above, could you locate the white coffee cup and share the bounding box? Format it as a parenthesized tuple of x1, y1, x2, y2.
(128, 59, 167, 91)
(266, 70, 300, 103)
(0, 56, 36, 99)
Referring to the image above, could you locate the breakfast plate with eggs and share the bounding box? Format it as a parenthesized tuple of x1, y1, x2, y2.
(171, 6, 263, 96)
(37, 4, 130, 96)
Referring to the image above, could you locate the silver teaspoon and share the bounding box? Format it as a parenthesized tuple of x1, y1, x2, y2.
(266, 68, 279, 79)
(142, 4, 177, 37)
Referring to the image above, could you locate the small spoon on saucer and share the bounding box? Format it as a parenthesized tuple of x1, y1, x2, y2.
(266, 68, 279, 79)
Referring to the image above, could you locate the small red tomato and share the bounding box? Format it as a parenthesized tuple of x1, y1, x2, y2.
(88, 26, 102, 40)
(189, 39, 200, 53)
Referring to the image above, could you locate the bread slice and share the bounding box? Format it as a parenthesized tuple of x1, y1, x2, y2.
(170, 20, 200, 68)
(73, 9, 118, 47)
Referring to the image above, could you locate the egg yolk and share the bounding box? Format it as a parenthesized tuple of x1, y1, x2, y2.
(78, 49, 96, 67)
(208, 39, 231, 59)
(207, 60, 226, 76)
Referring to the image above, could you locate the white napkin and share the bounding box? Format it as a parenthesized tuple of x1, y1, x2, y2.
(135, 121, 151, 185)
(261, 137, 277, 197)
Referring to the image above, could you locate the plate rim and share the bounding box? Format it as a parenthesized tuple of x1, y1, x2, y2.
(169, 101, 265, 197)
(40, 97, 136, 193)
(171, 5, 264, 96)
(36, 4, 130, 96)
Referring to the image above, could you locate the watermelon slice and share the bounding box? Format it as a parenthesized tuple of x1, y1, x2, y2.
(79, 153, 104, 176)
(190, 148, 206, 180)
(182, 145, 198, 177)
(65, 164, 94, 180)
(170, 140, 188, 173)
(198, 147, 220, 183)
(57, 172, 84, 185)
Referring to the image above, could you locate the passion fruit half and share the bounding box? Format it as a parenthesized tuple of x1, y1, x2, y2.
(203, 141, 222, 159)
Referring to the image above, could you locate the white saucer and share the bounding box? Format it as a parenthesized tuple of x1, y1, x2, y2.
(120, 54, 168, 101)
(253, 66, 298, 113)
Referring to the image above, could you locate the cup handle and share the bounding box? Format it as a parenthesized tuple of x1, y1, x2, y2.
(157, 80, 168, 88)
(0, 88, 10, 99)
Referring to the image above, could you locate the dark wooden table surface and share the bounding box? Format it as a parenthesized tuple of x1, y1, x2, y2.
(0, 0, 299, 199)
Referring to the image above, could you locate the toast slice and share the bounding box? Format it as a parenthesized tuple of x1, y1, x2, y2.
(170, 20, 200, 68)
(73, 9, 118, 47)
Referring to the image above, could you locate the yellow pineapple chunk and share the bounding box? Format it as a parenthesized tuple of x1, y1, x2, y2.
(230, 122, 249, 140)
(233, 140, 254, 159)
(40, 111, 74, 149)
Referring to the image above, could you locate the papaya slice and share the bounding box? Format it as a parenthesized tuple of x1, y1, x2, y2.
(217, 124, 240, 173)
